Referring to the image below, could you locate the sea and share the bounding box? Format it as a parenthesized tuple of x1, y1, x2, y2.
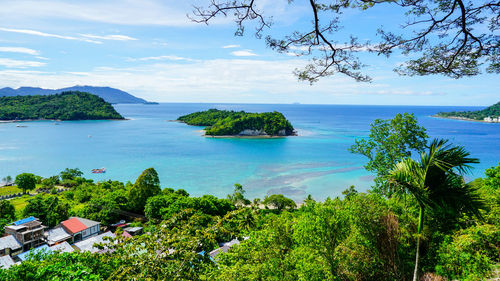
(0, 103, 498, 201)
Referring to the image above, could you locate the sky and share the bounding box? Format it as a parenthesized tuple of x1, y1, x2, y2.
(0, 0, 497, 106)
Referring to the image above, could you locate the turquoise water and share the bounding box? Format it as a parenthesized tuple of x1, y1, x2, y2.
(0, 103, 498, 200)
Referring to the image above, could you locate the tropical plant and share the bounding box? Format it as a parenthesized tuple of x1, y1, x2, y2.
(388, 138, 484, 281)
(227, 183, 250, 206)
(2, 175, 12, 185)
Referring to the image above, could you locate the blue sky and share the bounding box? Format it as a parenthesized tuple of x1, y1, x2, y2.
(0, 0, 497, 105)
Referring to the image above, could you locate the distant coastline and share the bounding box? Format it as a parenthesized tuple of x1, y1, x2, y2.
(431, 115, 495, 123)
(0, 118, 126, 123)
(433, 101, 499, 123)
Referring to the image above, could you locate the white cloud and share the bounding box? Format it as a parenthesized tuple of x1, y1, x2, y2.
(0, 58, 478, 105)
(80, 34, 137, 41)
(0, 58, 46, 68)
(222, 44, 240, 49)
(0, 0, 305, 27)
(231, 50, 258, 57)
(0, 0, 198, 27)
(0, 47, 39, 55)
(129, 55, 193, 62)
(0, 27, 101, 44)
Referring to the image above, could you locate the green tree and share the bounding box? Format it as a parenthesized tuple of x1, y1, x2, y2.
(0, 200, 15, 221)
(41, 175, 60, 189)
(15, 173, 37, 194)
(263, 194, 296, 211)
(388, 139, 484, 281)
(2, 175, 12, 185)
(0, 198, 15, 236)
(23, 195, 69, 227)
(192, 0, 499, 83)
(128, 168, 161, 213)
(60, 168, 83, 181)
(349, 113, 428, 195)
(227, 183, 250, 206)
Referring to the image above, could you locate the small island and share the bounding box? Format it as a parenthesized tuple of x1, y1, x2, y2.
(0, 91, 124, 121)
(434, 101, 500, 123)
(177, 109, 296, 137)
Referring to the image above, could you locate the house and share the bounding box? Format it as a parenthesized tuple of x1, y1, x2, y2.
(123, 226, 143, 236)
(45, 227, 72, 246)
(0, 255, 15, 269)
(4, 217, 46, 251)
(0, 235, 22, 257)
(49, 241, 74, 253)
(209, 238, 241, 259)
(74, 231, 115, 253)
(61, 217, 100, 243)
(16, 244, 51, 262)
(11, 242, 74, 263)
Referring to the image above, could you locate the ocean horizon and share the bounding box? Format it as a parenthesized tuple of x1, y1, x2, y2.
(1, 103, 498, 201)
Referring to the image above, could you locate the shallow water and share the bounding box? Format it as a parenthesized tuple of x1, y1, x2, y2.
(0, 103, 498, 200)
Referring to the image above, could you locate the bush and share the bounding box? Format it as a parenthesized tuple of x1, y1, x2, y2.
(435, 224, 500, 281)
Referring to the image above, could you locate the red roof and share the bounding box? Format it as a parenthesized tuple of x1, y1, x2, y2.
(61, 218, 87, 234)
(121, 231, 132, 238)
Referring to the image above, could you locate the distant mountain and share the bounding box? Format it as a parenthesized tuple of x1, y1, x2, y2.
(0, 86, 148, 104)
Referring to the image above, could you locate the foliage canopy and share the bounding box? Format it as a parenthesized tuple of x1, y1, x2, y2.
(178, 109, 295, 136)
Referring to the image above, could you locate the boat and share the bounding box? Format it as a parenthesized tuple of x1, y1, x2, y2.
(91, 168, 106, 173)
(16, 125, 27, 128)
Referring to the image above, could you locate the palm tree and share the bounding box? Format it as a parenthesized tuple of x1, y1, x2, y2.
(388, 139, 484, 281)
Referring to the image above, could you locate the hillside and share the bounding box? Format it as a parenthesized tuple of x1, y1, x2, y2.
(0, 86, 147, 104)
(0, 91, 124, 120)
(178, 109, 295, 136)
(436, 102, 500, 121)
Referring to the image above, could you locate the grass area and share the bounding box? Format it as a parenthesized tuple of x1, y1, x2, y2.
(10, 195, 32, 218)
(0, 185, 23, 196)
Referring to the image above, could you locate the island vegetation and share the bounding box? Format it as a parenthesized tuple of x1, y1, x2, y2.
(177, 109, 295, 136)
(0, 91, 124, 121)
(435, 102, 500, 122)
(0, 114, 498, 281)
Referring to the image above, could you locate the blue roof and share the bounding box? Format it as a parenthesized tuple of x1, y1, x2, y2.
(13, 216, 36, 226)
(17, 245, 51, 261)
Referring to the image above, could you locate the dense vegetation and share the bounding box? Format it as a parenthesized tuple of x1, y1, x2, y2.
(436, 101, 500, 120)
(0, 91, 124, 120)
(178, 109, 295, 136)
(0, 114, 498, 281)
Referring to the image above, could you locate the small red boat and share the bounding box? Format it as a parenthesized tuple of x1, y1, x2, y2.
(91, 168, 106, 173)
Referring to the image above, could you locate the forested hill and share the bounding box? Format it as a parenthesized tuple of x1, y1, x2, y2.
(436, 102, 500, 121)
(0, 86, 147, 104)
(0, 91, 124, 120)
(178, 109, 295, 136)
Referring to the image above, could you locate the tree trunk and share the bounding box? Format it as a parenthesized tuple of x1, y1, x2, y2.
(413, 233, 421, 281)
(413, 206, 424, 281)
